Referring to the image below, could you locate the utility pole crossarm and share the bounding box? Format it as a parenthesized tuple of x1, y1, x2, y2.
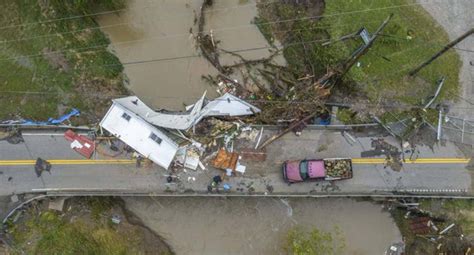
(341, 14, 394, 75)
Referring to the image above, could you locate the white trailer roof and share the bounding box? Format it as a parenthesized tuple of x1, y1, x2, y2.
(99, 103, 179, 169)
(112, 92, 260, 130)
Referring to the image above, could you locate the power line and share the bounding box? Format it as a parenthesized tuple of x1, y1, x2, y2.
(0, 12, 454, 64)
(2, 1, 464, 65)
(0, 49, 454, 107)
(0, 0, 438, 32)
(1, 59, 465, 112)
(0, 2, 464, 96)
(0, 0, 441, 50)
(0, 0, 280, 45)
(0, 22, 460, 108)
(0, 32, 432, 72)
(1, 89, 472, 110)
(1, 0, 253, 31)
(0, 17, 391, 62)
(0, 10, 438, 55)
(0, 26, 455, 97)
(377, 34, 474, 54)
(0, 6, 126, 31)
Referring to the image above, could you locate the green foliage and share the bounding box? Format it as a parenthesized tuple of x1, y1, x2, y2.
(47, 0, 125, 14)
(441, 200, 474, 235)
(11, 209, 135, 255)
(86, 197, 116, 220)
(285, 226, 345, 255)
(336, 108, 357, 124)
(321, 0, 461, 104)
(0, 0, 126, 120)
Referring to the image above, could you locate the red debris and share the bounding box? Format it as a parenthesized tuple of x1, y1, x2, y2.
(409, 217, 432, 235)
(64, 130, 95, 159)
(240, 148, 267, 161)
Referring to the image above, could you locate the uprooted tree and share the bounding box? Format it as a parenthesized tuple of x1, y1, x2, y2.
(196, 0, 393, 126)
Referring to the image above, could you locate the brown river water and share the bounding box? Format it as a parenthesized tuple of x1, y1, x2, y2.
(100, 1, 401, 254)
(125, 197, 402, 255)
(98, 0, 274, 110)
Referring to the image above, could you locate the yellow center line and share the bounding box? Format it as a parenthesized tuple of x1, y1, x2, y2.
(0, 159, 135, 166)
(352, 158, 470, 164)
(0, 158, 470, 166)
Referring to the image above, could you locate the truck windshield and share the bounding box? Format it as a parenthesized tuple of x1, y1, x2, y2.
(299, 161, 308, 180)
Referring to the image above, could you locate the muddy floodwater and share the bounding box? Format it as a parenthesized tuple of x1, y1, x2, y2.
(125, 197, 402, 255)
(98, 0, 273, 110)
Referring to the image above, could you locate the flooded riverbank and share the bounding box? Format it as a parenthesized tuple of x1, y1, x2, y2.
(98, 0, 274, 110)
(125, 197, 402, 255)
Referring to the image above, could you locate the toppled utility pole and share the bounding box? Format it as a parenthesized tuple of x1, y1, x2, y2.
(409, 28, 474, 76)
(257, 112, 318, 150)
(313, 15, 393, 89)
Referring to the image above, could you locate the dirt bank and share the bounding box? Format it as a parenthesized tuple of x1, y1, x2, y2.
(124, 197, 402, 255)
(4, 197, 173, 254)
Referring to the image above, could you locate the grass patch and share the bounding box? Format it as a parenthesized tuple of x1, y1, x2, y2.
(321, 0, 461, 104)
(86, 197, 116, 220)
(335, 108, 370, 124)
(256, 0, 461, 121)
(0, 1, 128, 122)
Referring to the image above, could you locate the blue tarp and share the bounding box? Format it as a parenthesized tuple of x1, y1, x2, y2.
(18, 108, 80, 126)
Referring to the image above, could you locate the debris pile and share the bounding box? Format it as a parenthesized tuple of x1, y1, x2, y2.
(324, 159, 351, 178)
(387, 199, 474, 254)
(361, 138, 403, 171)
(34, 158, 51, 177)
(173, 143, 205, 171)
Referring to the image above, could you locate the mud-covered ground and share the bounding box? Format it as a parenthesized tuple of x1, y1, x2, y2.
(125, 197, 402, 255)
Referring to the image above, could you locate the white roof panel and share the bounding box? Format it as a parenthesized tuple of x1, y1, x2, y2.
(112, 92, 260, 130)
(99, 104, 179, 169)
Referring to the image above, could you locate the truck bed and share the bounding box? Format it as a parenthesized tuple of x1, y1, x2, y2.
(323, 158, 353, 180)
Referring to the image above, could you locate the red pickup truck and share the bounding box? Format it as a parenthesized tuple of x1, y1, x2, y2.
(282, 158, 353, 183)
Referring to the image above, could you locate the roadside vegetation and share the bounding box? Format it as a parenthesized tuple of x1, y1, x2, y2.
(5, 197, 173, 255)
(256, 0, 461, 125)
(0, 0, 129, 123)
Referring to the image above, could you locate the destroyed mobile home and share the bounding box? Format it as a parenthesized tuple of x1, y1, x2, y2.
(99, 92, 261, 169)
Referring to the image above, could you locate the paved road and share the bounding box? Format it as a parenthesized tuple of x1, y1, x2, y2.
(417, 0, 474, 118)
(0, 130, 471, 197)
